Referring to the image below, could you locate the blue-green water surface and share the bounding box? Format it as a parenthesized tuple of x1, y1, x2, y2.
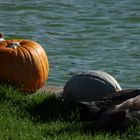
(0, 0, 140, 88)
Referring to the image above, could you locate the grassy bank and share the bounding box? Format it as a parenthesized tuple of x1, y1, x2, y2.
(0, 85, 140, 140)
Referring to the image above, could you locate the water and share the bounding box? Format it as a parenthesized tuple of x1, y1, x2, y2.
(0, 0, 140, 88)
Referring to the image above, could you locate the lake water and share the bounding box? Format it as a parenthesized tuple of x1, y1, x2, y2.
(0, 0, 140, 89)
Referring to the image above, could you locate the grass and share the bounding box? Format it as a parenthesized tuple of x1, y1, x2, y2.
(0, 85, 140, 139)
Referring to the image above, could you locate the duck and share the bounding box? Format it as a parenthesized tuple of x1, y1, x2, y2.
(76, 89, 140, 132)
(96, 95, 140, 132)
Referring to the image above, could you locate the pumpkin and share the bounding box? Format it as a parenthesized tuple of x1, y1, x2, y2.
(64, 71, 122, 102)
(0, 38, 49, 93)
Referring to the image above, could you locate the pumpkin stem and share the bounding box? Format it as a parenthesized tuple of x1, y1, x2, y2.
(8, 42, 21, 49)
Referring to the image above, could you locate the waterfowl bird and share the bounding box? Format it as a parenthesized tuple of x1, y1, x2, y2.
(76, 89, 140, 132)
(115, 95, 140, 111)
(96, 95, 140, 132)
(0, 33, 5, 42)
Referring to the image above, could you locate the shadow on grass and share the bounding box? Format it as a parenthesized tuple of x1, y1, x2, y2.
(27, 94, 113, 135)
(0, 84, 79, 123)
(27, 94, 80, 123)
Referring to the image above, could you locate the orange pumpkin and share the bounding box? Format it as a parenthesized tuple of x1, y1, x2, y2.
(0, 39, 49, 93)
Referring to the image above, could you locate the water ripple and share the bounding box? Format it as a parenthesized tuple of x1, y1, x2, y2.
(0, 0, 139, 88)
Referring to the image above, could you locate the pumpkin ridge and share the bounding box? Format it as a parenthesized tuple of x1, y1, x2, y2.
(19, 46, 40, 91)
(18, 47, 34, 89)
(23, 42, 49, 85)
(14, 48, 21, 82)
(0, 49, 12, 81)
(26, 42, 48, 80)
(10, 48, 19, 81)
(30, 45, 48, 82)
(22, 45, 45, 90)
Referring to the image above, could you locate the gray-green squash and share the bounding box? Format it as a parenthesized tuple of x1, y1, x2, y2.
(64, 71, 122, 102)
